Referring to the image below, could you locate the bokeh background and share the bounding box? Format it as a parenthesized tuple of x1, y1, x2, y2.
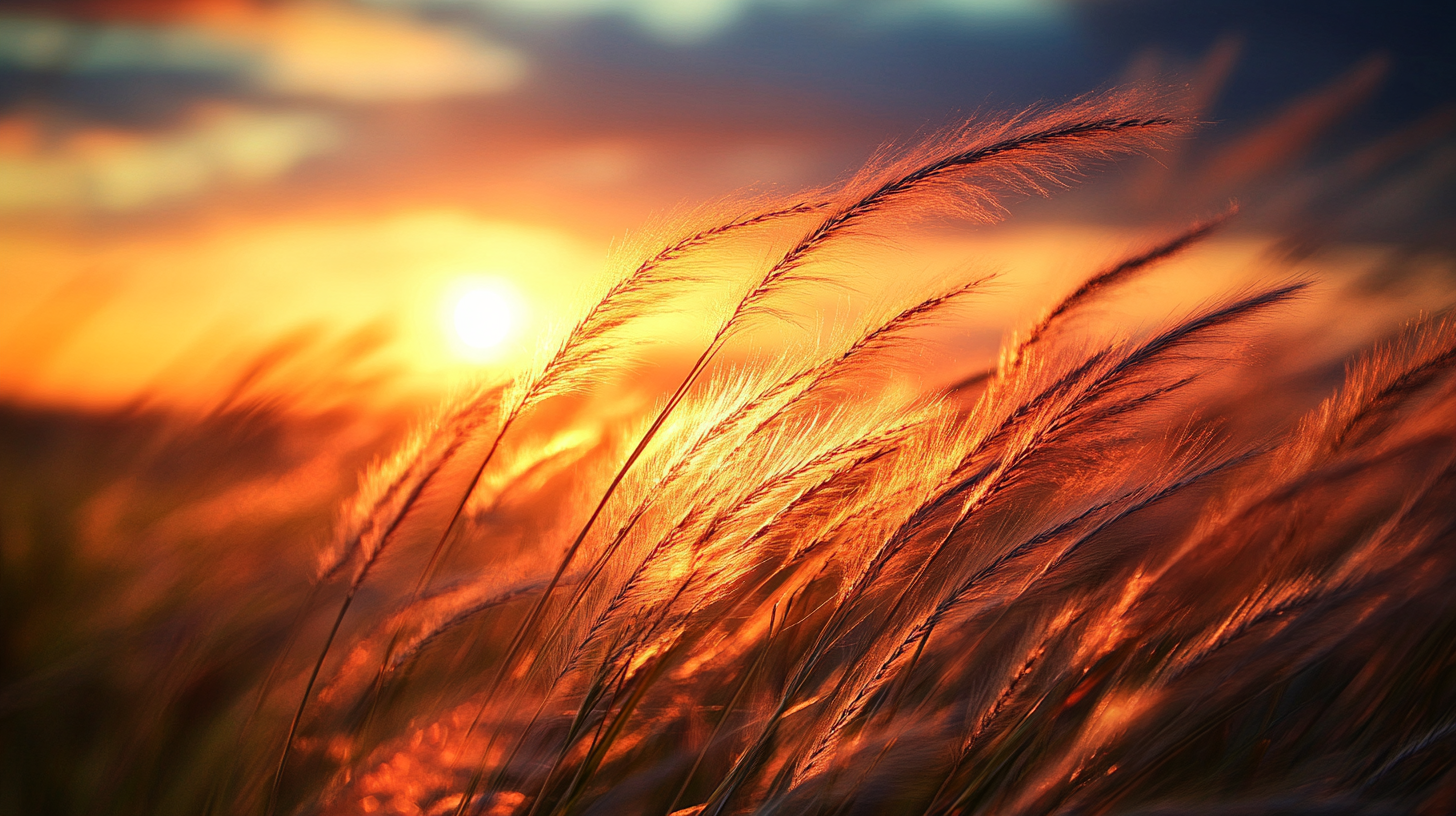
(2, 4, 1455, 812)
(2, 0, 1453, 411)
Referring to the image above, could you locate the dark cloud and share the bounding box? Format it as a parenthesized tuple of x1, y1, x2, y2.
(0, 0, 1450, 241)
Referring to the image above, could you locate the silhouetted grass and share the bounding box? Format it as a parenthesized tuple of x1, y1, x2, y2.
(3, 88, 1454, 816)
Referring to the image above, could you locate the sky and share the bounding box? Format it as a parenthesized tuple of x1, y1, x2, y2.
(1, 0, 1452, 409)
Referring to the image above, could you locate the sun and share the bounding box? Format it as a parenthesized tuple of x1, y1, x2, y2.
(448, 278, 526, 360)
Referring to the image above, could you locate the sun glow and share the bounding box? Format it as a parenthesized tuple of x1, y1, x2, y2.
(449, 278, 526, 360)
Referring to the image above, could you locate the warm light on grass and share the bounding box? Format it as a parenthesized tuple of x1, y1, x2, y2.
(15, 88, 1456, 816)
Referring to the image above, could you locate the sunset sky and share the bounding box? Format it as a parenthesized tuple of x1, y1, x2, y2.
(2, 0, 1452, 409)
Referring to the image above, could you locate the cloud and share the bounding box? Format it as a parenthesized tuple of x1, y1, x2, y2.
(0, 2, 527, 101)
(395, 0, 1063, 42)
(482, 0, 751, 42)
(0, 14, 246, 74)
(0, 106, 339, 212)
(228, 2, 527, 101)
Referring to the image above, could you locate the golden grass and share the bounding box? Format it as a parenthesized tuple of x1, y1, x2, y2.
(5, 87, 1455, 816)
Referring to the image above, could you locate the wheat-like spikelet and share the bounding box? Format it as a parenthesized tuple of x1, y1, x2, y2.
(239, 89, 1456, 816)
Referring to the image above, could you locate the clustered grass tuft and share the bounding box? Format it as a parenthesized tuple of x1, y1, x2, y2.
(7, 87, 1456, 816)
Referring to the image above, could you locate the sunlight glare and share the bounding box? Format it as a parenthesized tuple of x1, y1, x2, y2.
(451, 279, 524, 359)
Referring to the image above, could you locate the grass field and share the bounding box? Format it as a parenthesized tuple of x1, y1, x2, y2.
(3, 88, 1454, 816)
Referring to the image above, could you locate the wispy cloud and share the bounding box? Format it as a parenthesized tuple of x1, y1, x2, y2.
(0, 2, 527, 101)
(0, 106, 338, 211)
(229, 2, 527, 101)
(391, 0, 1063, 43)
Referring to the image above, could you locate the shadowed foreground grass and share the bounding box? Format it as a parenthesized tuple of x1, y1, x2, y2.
(3, 88, 1455, 816)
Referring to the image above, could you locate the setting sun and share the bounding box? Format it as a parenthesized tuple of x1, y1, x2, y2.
(4, 3, 1454, 814)
(450, 277, 525, 358)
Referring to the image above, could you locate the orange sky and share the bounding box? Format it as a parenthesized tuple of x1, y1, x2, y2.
(1, 0, 1451, 412)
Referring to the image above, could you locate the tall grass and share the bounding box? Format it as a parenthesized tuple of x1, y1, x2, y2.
(6, 88, 1456, 816)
